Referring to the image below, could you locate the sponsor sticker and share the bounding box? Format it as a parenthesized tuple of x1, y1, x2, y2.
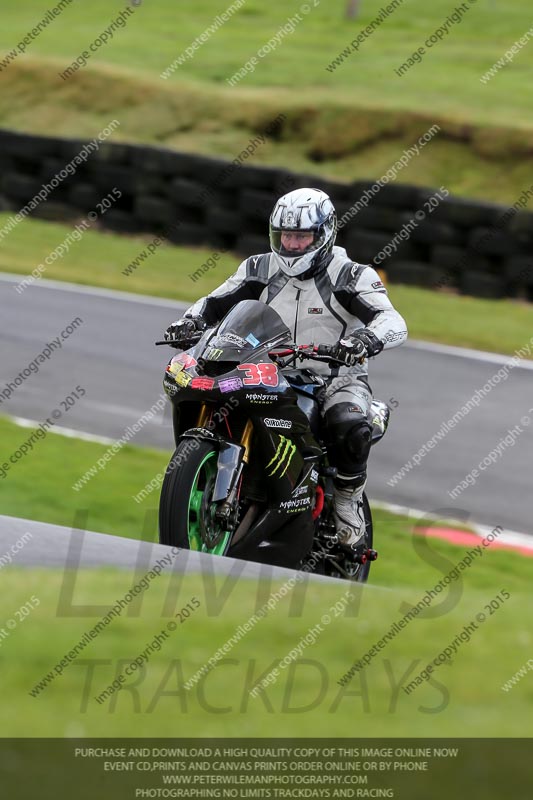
(372, 280, 384, 290)
(175, 371, 192, 387)
(206, 347, 223, 361)
(218, 376, 243, 393)
(167, 361, 184, 376)
(266, 435, 296, 478)
(264, 418, 292, 429)
(349, 405, 364, 413)
(191, 377, 215, 390)
(384, 329, 406, 343)
(292, 485, 309, 497)
(245, 333, 260, 347)
(220, 333, 247, 348)
(163, 377, 179, 395)
(238, 362, 279, 387)
(307, 307, 323, 315)
(187, 427, 216, 438)
(174, 353, 197, 369)
(246, 393, 278, 403)
(279, 497, 311, 511)
(285, 211, 296, 226)
(373, 413, 386, 432)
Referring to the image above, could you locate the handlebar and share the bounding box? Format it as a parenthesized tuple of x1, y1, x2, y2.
(155, 339, 359, 366)
(268, 343, 348, 366)
(155, 334, 203, 347)
(155, 338, 337, 355)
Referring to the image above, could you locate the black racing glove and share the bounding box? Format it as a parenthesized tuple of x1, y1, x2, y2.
(333, 328, 384, 366)
(164, 316, 206, 346)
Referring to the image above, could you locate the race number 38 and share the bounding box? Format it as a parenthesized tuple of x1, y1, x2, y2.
(237, 362, 279, 387)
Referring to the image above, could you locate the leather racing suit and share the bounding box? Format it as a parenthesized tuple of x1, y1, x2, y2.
(184, 244, 408, 490)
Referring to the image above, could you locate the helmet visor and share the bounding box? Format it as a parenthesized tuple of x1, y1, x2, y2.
(270, 228, 321, 257)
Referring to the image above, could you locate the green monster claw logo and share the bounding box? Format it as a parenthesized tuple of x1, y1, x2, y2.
(207, 348, 223, 361)
(266, 435, 297, 477)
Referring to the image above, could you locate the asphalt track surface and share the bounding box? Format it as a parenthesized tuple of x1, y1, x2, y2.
(0, 514, 338, 583)
(0, 274, 531, 535)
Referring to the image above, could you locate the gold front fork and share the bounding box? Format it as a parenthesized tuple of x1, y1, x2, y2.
(197, 405, 253, 463)
(240, 419, 254, 463)
(196, 403, 210, 427)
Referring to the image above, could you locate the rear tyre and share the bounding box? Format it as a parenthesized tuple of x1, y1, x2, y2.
(159, 439, 233, 555)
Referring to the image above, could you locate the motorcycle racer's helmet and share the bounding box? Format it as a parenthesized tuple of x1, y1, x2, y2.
(269, 188, 337, 278)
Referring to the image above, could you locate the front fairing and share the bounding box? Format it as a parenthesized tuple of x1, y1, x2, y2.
(213, 299, 292, 352)
(163, 300, 294, 406)
(162, 300, 322, 508)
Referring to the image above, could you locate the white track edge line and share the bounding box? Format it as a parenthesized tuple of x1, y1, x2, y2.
(7, 415, 115, 445)
(0, 272, 184, 309)
(372, 499, 532, 548)
(405, 339, 533, 370)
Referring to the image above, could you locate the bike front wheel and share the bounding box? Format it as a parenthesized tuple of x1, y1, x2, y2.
(159, 439, 233, 556)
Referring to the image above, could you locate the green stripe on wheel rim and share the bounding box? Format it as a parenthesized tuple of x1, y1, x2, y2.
(187, 451, 232, 555)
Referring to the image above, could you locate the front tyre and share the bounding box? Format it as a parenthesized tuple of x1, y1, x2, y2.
(159, 439, 232, 555)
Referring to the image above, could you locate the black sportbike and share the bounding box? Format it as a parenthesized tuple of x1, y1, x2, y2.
(157, 300, 390, 583)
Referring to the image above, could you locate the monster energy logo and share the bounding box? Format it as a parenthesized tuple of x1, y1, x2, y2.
(207, 348, 223, 361)
(266, 435, 296, 477)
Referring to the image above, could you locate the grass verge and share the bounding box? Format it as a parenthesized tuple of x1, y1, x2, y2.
(0, 0, 532, 128)
(2, 562, 531, 737)
(1, 61, 533, 207)
(2, 214, 533, 356)
(0, 415, 169, 540)
(1, 0, 533, 203)
(1, 412, 531, 737)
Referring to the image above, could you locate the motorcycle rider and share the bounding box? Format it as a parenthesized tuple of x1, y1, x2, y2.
(164, 188, 407, 549)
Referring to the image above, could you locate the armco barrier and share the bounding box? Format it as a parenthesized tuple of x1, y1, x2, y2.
(0, 129, 532, 300)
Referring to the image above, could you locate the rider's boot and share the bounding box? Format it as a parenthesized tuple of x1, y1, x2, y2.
(332, 478, 367, 549)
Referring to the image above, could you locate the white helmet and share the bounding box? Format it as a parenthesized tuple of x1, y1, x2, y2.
(269, 188, 337, 278)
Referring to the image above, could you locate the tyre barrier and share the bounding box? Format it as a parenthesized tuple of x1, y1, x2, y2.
(0, 128, 532, 301)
